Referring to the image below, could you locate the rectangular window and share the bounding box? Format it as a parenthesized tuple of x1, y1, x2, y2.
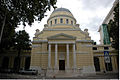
(71, 21, 73, 25)
(66, 19, 69, 24)
(55, 19, 57, 24)
(93, 47, 97, 50)
(60, 18, 63, 23)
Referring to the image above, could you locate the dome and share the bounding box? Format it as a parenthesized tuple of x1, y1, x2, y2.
(47, 8, 76, 27)
(52, 8, 71, 14)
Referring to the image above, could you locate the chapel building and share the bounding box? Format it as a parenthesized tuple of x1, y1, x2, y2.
(30, 8, 118, 77)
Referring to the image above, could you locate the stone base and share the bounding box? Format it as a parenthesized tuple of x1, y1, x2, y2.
(46, 68, 55, 77)
(81, 65, 96, 76)
(65, 67, 72, 73)
(54, 67, 59, 73)
(47, 68, 53, 73)
(46, 66, 96, 77)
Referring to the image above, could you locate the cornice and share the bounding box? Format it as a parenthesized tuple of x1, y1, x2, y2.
(48, 41, 75, 44)
(93, 44, 111, 47)
(94, 54, 118, 57)
(43, 28, 81, 31)
(93, 50, 114, 53)
(76, 40, 93, 43)
(32, 39, 93, 43)
(32, 40, 48, 43)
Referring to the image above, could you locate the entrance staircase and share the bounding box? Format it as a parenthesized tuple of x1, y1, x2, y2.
(53, 70, 77, 78)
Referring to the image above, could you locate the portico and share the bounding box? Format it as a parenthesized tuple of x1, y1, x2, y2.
(47, 42, 77, 72)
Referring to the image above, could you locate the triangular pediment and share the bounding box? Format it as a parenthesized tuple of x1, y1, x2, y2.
(47, 33, 76, 40)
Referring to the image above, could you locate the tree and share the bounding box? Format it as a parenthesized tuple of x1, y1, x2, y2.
(0, 24, 15, 53)
(0, 0, 57, 43)
(107, 3, 119, 50)
(14, 30, 31, 71)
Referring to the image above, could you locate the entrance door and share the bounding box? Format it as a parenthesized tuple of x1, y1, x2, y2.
(94, 57, 100, 71)
(59, 60, 65, 70)
(25, 57, 31, 70)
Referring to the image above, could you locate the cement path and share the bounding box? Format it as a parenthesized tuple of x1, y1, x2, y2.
(0, 73, 119, 79)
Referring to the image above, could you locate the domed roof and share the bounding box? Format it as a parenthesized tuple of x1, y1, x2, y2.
(52, 8, 71, 14)
(46, 7, 77, 27)
(47, 8, 76, 22)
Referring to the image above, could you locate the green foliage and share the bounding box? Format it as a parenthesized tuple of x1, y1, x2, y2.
(0, 26, 15, 52)
(14, 30, 31, 50)
(0, 0, 56, 70)
(107, 3, 119, 50)
(0, 0, 57, 52)
(0, 0, 57, 26)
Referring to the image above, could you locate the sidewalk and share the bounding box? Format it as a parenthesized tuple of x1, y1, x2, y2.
(0, 72, 119, 79)
(0, 73, 39, 79)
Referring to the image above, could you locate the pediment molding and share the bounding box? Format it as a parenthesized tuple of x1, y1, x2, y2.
(47, 33, 76, 40)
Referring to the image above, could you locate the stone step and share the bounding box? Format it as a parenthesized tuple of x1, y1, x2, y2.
(54, 71, 75, 77)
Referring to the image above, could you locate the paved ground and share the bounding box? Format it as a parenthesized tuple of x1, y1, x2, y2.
(0, 72, 119, 79)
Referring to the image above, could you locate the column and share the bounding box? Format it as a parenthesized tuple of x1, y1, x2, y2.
(114, 56, 118, 71)
(102, 57, 106, 71)
(111, 56, 118, 72)
(99, 57, 102, 72)
(99, 57, 106, 72)
(111, 56, 115, 71)
(48, 44, 51, 68)
(66, 44, 69, 69)
(55, 44, 58, 69)
(73, 44, 76, 70)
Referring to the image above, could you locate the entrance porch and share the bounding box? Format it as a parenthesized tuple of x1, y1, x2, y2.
(47, 42, 77, 74)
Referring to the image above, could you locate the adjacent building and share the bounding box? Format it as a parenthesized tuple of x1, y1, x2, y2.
(0, 50, 31, 71)
(98, 0, 118, 44)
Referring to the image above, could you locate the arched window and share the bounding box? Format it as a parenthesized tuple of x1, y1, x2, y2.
(55, 19, 57, 24)
(2, 57, 9, 69)
(94, 57, 100, 71)
(50, 21, 52, 26)
(13, 57, 20, 70)
(66, 19, 69, 24)
(25, 57, 31, 70)
(71, 21, 73, 25)
(60, 18, 63, 23)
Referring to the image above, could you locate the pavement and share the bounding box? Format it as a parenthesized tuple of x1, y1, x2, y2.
(0, 72, 119, 79)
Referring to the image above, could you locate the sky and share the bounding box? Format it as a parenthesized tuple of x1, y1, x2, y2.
(16, 0, 115, 44)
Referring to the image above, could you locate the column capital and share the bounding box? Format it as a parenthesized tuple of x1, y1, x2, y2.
(73, 43, 76, 45)
(55, 43, 58, 45)
(48, 43, 51, 45)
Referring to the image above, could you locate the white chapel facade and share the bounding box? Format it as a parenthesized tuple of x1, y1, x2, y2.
(30, 8, 95, 76)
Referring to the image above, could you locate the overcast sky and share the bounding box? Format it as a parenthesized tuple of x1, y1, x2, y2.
(16, 0, 115, 44)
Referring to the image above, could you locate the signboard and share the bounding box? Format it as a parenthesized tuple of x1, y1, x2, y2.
(104, 51, 110, 63)
(102, 24, 111, 44)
